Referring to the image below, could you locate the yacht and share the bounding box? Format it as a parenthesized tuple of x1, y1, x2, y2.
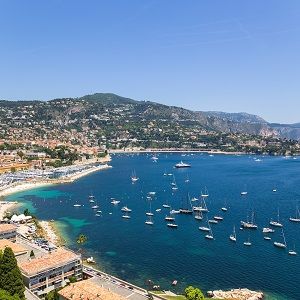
(214, 216, 223, 221)
(273, 229, 287, 249)
(289, 206, 300, 222)
(175, 161, 191, 168)
(121, 206, 132, 212)
(229, 226, 237, 242)
(262, 227, 275, 233)
(241, 211, 258, 229)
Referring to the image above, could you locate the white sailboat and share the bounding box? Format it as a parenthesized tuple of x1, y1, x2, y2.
(241, 185, 248, 196)
(185, 174, 190, 183)
(201, 187, 209, 198)
(165, 209, 175, 221)
(244, 234, 252, 246)
(288, 244, 297, 255)
(111, 198, 120, 205)
(241, 211, 258, 229)
(270, 208, 283, 227)
(121, 206, 132, 212)
(131, 170, 139, 183)
(289, 206, 300, 222)
(145, 215, 154, 225)
(146, 201, 154, 216)
(273, 229, 287, 249)
(122, 212, 131, 219)
(199, 219, 210, 232)
(229, 226, 237, 242)
(205, 225, 214, 240)
(194, 209, 203, 220)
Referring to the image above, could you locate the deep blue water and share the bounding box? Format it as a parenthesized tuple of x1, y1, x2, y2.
(6, 153, 300, 299)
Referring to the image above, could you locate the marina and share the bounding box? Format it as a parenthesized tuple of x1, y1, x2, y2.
(4, 153, 300, 300)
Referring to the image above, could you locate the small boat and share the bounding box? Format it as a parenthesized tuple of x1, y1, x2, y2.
(96, 210, 102, 213)
(289, 206, 300, 222)
(221, 207, 228, 212)
(205, 225, 214, 240)
(272, 189, 277, 192)
(229, 226, 237, 242)
(88, 194, 95, 200)
(264, 236, 271, 240)
(179, 194, 193, 214)
(175, 161, 191, 168)
(91, 205, 99, 209)
(273, 229, 287, 249)
(155, 209, 162, 212)
(262, 227, 275, 233)
(95, 213, 101, 217)
(185, 174, 190, 183)
(121, 206, 132, 212)
(122, 215, 131, 219)
(171, 280, 178, 286)
(191, 197, 198, 202)
(73, 204, 81, 207)
(244, 234, 252, 246)
(163, 204, 171, 208)
(194, 210, 203, 220)
(146, 201, 154, 216)
(214, 216, 223, 221)
(151, 155, 159, 161)
(167, 173, 173, 176)
(148, 192, 156, 196)
(165, 216, 175, 221)
(241, 191, 248, 196)
(288, 250, 297, 255)
(167, 223, 178, 228)
(170, 209, 180, 214)
(89, 199, 95, 203)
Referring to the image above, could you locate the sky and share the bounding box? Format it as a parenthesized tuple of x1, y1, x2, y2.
(1, 1, 300, 123)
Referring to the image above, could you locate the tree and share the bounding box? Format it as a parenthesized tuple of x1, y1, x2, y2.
(45, 289, 59, 300)
(0, 247, 25, 299)
(23, 209, 30, 216)
(29, 250, 35, 258)
(0, 289, 20, 300)
(69, 276, 77, 283)
(184, 286, 204, 300)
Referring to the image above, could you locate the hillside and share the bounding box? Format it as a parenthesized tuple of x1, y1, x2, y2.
(0, 93, 299, 155)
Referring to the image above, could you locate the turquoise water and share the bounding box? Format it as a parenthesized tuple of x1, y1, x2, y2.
(6, 154, 300, 299)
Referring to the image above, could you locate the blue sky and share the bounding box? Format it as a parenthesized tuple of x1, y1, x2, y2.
(1, 1, 300, 123)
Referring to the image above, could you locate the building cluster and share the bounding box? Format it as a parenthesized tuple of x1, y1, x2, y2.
(0, 223, 127, 300)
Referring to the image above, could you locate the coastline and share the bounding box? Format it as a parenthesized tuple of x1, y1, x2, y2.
(0, 201, 19, 220)
(0, 163, 112, 198)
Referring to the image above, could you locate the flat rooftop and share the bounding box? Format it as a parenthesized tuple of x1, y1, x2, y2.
(0, 239, 28, 256)
(19, 247, 81, 276)
(0, 223, 17, 234)
(58, 279, 126, 300)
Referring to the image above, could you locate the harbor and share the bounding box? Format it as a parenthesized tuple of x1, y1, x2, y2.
(3, 153, 300, 300)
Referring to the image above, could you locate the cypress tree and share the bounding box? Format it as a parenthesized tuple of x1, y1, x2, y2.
(0, 247, 25, 299)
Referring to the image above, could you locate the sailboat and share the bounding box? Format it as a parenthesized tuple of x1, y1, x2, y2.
(229, 226, 237, 242)
(241, 211, 258, 229)
(199, 218, 210, 232)
(145, 215, 154, 225)
(171, 175, 178, 191)
(274, 229, 287, 249)
(179, 194, 193, 214)
(111, 198, 120, 205)
(244, 234, 252, 246)
(221, 200, 228, 212)
(162, 198, 171, 208)
(165, 209, 175, 221)
(122, 211, 131, 219)
(270, 208, 283, 227)
(185, 174, 190, 183)
(289, 206, 300, 222)
(146, 201, 154, 216)
(199, 197, 209, 212)
(194, 209, 203, 220)
(151, 154, 159, 162)
(201, 187, 209, 198)
(121, 206, 132, 212)
(88, 193, 95, 200)
(205, 225, 214, 240)
(288, 244, 297, 255)
(241, 185, 248, 195)
(131, 170, 139, 183)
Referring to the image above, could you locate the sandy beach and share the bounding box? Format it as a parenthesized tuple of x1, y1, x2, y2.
(39, 220, 64, 246)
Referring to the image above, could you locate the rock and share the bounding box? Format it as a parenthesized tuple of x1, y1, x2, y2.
(208, 288, 264, 300)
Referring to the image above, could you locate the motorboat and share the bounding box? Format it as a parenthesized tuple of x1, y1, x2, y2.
(175, 161, 191, 168)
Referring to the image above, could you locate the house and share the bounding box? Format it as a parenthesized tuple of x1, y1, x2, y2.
(0, 223, 17, 241)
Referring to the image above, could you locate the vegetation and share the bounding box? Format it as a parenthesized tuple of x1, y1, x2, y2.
(0, 247, 25, 299)
(76, 234, 87, 244)
(69, 276, 77, 283)
(184, 286, 204, 300)
(45, 289, 59, 300)
(0, 289, 20, 300)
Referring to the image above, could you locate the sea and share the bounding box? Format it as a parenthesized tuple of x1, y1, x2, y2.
(5, 153, 300, 300)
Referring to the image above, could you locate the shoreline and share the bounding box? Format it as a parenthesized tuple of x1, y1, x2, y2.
(0, 163, 112, 198)
(0, 201, 19, 220)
